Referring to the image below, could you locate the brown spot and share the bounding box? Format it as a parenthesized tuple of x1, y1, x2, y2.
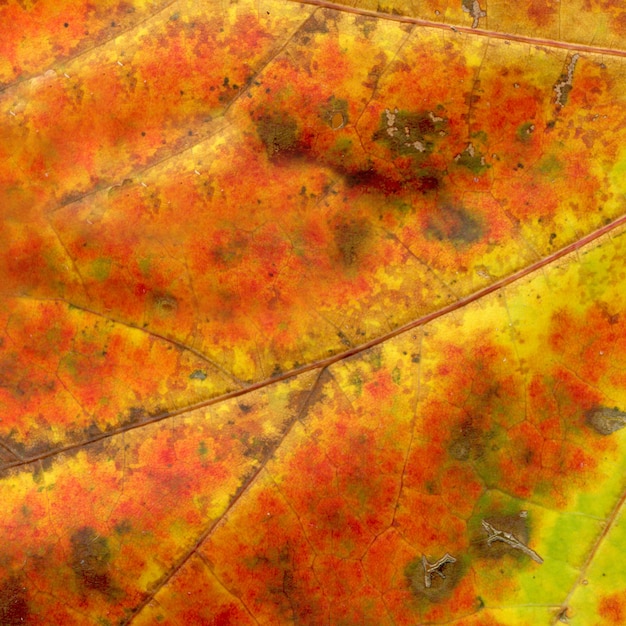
(0, 578, 30, 626)
(426, 205, 483, 245)
(152, 293, 178, 315)
(343, 168, 403, 195)
(70, 527, 112, 594)
(586, 407, 626, 435)
(416, 174, 440, 193)
(448, 418, 484, 461)
(405, 554, 464, 602)
(333, 218, 371, 267)
(254, 110, 301, 159)
(476, 514, 528, 560)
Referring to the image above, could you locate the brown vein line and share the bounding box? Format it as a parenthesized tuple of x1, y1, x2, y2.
(3, 213, 626, 475)
(296, 0, 626, 57)
(0, 0, 180, 94)
(122, 367, 326, 626)
(16, 298, 244, 387)
(195, 550, 261, 626)
(552, 486, 626, 624)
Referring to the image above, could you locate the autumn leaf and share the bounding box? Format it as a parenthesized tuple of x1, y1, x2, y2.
(1, 0, 626, 624)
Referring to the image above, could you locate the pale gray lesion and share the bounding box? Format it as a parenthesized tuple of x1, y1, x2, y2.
(421, 553, 457, 588)
(586, 406, 626, 435)
(553, 53, 580, 107)
(482, 520, 544, 564)
(462, 0, 487, 28)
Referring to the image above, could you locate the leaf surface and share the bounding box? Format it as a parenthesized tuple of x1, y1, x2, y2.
(1, 0, 626, 624)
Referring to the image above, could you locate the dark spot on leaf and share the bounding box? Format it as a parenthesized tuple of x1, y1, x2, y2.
(299, 9, 337, 35)
(516, 122, 535, 143)
(416, 174, 440, 193)
(320, 95, 349, 130)
(243, 436, 273, 461)
(405, 554, 464, 602)
(254, 110, 301, 159)
(70, 527, 113, 594)
(333, 218, 371, 267)
(114, 519, 132, 535)
(127, 407, 145, 424)
(448, 419, 484, 461)
(189, 369, 207, 381)
(239, 403, 252, 413)
(152, 293, 178, 315)
(586, 407, 626, 435)
(343, 168, 403, 195)
(0, 577, 30, 626)
(427, 204, 483, 246)
(373, 109, 447, 159)
(475, 514, 528, 560)
(453, 143, 489, 174)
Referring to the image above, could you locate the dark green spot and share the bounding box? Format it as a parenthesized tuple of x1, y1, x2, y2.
(426, 205, 483, 246)
(454, 144, 489, 174)
(190, 370, 207, 381)
(333, 218, 371, 267)
(114, 520, 132, 535)
(373, 109, 447, 158)
(254, 110, 300, 159)
(70, 527, 113, 594)
(516, 122, 535, 143)
(320, 95, 349, 129)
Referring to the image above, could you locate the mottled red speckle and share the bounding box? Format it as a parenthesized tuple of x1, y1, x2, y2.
(599, 592, 626, 625)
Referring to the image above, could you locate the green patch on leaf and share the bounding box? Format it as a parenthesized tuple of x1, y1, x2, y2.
(332, 217, 371, 268)
(471, 129, 488, 144)
(373, 108, 447, 158)
(426, 205, 484, 246)
(516, 122, 536, 143)
(321, 95, 349, 130)
(536, 153, 562, 176)
(90, 257, 112, 281)
(254, 109, 300, 159)
(454, 143, 489, 174)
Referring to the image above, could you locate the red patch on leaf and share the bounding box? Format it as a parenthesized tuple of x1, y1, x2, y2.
(599, 592, 626, 625)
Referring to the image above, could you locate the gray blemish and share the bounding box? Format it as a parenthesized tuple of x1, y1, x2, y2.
(586, 406, 626, 435)
(422, 553, 457, 588)
(482, 519, 543, 564)
(554, 54, 580, 107)
(462, 0, 487, 28)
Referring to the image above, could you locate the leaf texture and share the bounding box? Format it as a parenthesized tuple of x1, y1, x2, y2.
(1, 0, 626, 624)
